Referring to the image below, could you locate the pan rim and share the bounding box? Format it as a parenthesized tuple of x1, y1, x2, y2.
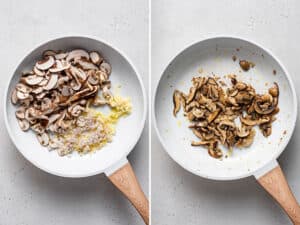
(153, 35, 298, 181)
(4, 35, 147, 178)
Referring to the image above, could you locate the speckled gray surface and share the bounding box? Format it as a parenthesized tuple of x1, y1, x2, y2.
(152, 0, 300, 224)
(0, 0, 148, 225)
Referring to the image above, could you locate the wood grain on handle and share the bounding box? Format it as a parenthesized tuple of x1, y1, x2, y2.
(108, 162, 149, 225)
(258, 165, 300, 225)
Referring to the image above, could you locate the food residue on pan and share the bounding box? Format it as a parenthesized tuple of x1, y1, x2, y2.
(172, 76, 280, 159)
(273, 70, 277, 75)
(11, 49, 131, 156)
(232, 55, 237, 62)
(239, 60, 255, 71)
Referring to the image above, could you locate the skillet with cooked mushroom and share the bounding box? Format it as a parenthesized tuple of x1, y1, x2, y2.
(173, 76, 279, 159)
(11, 49, 131, 156)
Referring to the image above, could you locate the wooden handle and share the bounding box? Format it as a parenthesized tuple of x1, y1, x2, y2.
(258, 165, 300, 224)
(108, 162, 149, 225)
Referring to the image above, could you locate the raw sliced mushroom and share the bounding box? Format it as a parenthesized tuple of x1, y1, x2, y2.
(11, 48, 117, 156)
(43, 50, 57, 57)
(49, 60, 70, 72)
(87, 70, 100, 85)
(43, 74, 58, 90)
(11, 89, 18, 104)
(68, 104, 85, 117)
(90, 51, 103, 65)
(16, 91, 30, 100)
(75, 58, 98, 70)
(31, 87, 44, 94)
(66, 49, 89, 62)
(37, 133, 49, 146)
(18, 119, 30, 131)
(15, 107, 26, 119)
(61, 85, 72, 96)
(54, 52, 68, 60)
(16, 83, 32, 93)
(23, 75, 44, 86)
(69, 66, 87, 81)
(35, 56, 55, 70)
(31, 123, 45, 134)
(99, 62, 112, 75)
(38, 77, 49, 86)
(33, 66, 45, 76)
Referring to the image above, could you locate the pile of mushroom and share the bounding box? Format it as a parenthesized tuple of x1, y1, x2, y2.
(173, 76, 279, 158)
(11, 49, 112, 155)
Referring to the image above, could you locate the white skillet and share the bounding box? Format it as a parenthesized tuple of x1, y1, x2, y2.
(154, 36, 300, 224)
(4, 36, 149, 224)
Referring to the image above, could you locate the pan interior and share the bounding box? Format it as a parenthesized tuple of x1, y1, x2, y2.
(154, 37, 296, 180)
(5, 37, 145, 177)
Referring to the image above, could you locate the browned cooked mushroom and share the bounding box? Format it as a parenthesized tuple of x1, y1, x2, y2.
(172, 75, 279, 159)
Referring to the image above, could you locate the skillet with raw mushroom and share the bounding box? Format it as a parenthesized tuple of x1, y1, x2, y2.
(173, 75, 279, 158)
(12, 49, 131, 156)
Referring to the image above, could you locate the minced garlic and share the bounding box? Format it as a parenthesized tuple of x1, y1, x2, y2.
(53, 94, 131, 156)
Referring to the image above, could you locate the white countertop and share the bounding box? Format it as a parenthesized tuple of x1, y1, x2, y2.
(152, 0, 300, 224)
(0, 0, 148, 225)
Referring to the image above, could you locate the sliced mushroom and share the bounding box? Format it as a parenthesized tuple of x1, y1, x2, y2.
(16, 83, 32, 93)
(66, 49, 89, 62)
(268, 82, 279, 97)
(36, 92, 47, 100)
(61, 85, 72, 96)
(69, 104, 85, 117)
(23, 75, 44, 86)
(15, 107, 26, 119)
(236, 129, 255, 148)
(31, 87, 44, 94)
(49, 60, 70, 72)
(70, 80, 82, 91)
(208, 142, 223, 158)
(12, 48, 118, 155)
(186, 85, 198, 104)
(16, 91, 30, 100)
(31, 123, 45, 134)
(35, 56, 55, 70)
(54, 52, 68, 60)
(75, 58, 98, 70)
(99, 62, 111, 75)
(43, 74, 58, 90)
(38, 77, 49, 86)
(90, 51, 103, 65)
(191, 140, 212, 146)
(17, 119, 30, 131)
(69, 66, 87, 81)
(87, 70, 100, 85)
(11, 89, 18, 104)
(240, 115, 269, 126)
(173, 90, 183, 116)
(33, 66, 45, 76)
(37, 132, 49, 146)
(207, 108, 221, 123)
(236, 126, 250, 138)
(254, 95, 277, 115)
(43, 50, 57, 57)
